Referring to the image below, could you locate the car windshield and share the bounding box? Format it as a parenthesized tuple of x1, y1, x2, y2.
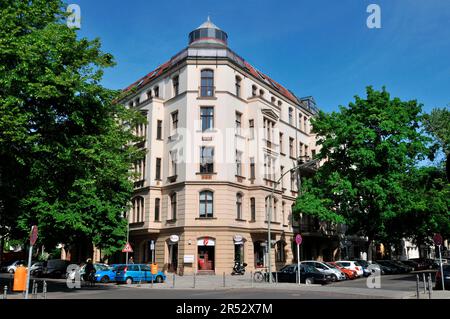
(325, 263, 337, 269)
(354, 261, 361, 266)
(95, 264, 109, 271)
(280, 265, 296, 272)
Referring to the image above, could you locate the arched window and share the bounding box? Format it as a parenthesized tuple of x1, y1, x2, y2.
(200, 69, 214, 97)
(288, 107, 293, 125)
(170, 193, 177, 220)
(131, 196, 144, 223)
(199, 190, 214, 218)
(251, 85, 257, 97)
(236, 193, 243, 219)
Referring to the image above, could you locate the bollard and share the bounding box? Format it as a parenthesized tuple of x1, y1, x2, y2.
(9, 274, 12, 292)
(251, 271, 253, 288)
(3, 285, 7, 299)
(423, 273, 426, 294)
(151, 275, 153, 289)
(223, 272, 225, 288)
(428, 274, 433, 299)
(416, 275, 420, 299)
(193, 272, 196, 289)
(31, 280, 35, 299)
(42, 281, 47, 299)
(172, 273, 176, 288)
(275, 272, 278, 285)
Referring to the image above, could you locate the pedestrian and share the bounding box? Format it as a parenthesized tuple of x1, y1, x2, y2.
(128, 256, 134, 264)
(84, 258, 96, 286)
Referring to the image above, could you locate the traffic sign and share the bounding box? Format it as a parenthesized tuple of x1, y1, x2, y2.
(122, 242, 133, 253)
(204, 237, 209, 246)
(30, 225, 38, 246)
(150, 240, 155, 251)
(434, 233, 443, 246)
(295, 234, 303, 245)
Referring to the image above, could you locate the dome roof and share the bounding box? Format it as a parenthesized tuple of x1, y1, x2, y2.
(189, 17, 228, 47)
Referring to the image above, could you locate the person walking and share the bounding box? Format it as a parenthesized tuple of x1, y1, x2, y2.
(84, 258, 96, 286)
(128, 256, 134, 264)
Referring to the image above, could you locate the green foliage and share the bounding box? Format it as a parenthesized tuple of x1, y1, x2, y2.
(293, 87, 433, 244)
(0, 0, 145, 257)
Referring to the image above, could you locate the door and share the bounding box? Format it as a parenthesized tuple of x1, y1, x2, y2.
(198, 246, 215, 270)
(141, 265, 151, 282)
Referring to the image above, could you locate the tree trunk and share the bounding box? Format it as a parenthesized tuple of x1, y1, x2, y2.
(0, 236, 4, 265)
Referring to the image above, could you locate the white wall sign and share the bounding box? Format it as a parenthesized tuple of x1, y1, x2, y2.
(197, 238, 215, 246)
(170, 235, 179, 243)
(184, 255, 194, 263)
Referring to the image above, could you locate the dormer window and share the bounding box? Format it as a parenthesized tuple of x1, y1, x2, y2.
(259, 89, 265, 97)
(154, 86, 159, 98)
(252, 85, 257, 97)
(172, 75, 179, 97)
(271, 97, 276, 104)
(146, 90, 152, 100)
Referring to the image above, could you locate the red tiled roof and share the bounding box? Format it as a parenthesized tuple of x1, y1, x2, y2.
(123, 51, 300, 106)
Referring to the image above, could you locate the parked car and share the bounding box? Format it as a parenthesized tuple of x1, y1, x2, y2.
(301, 261, 346, 281)
(2, 260, 27, 273)
(399, 260, 421, 271)
(435, 264, 450, 290)
(376, 260, 410, 274)
(391, 260, 414, 272)
(79, 263, 117, 283)
(352, 259, 372, 277)
(115, 264, 166, 284)
(41, 259, 71, 278)
(30, 261, 44, 277)
(371, 261, 395, 275)
(335, 261, 364, 277)
(326, 262, 357, 279)
(272, 264, 333, 285)
(408, 258, 430, 270)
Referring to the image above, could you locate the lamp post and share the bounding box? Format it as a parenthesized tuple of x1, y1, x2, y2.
(267, 156, 318, 283)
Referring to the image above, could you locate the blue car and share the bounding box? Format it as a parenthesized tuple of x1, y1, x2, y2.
(115, 264, 166, 284)
(80, 263, 116, 283)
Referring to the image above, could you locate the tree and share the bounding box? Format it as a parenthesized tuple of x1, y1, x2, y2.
(293, 87, 430, 260)
(423, 107, 450, 180)
(0, 0, 144, 259)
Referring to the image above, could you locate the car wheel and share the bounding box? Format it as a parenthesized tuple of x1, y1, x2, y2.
(305, 277, 314, 285)
(8, 269, 14, 274)
(100, 276, 109, 283)
(155, 276, 163, 283)
(331, 274, 338, 282)
(126, 277, 133, 285)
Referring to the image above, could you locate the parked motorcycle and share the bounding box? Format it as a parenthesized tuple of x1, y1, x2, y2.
(231, 262, 247, 275)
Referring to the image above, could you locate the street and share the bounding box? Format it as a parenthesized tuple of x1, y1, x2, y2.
(2, 273, 448, 299)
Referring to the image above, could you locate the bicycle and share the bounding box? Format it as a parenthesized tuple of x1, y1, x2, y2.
(253, 268, 274, 283)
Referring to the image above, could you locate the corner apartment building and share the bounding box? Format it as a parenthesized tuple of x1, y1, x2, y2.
(118, 18, 324, 275)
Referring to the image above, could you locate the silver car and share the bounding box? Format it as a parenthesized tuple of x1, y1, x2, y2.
(301, 261, 347, 281)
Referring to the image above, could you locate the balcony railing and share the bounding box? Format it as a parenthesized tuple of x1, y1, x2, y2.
(199, 86, 215, 98)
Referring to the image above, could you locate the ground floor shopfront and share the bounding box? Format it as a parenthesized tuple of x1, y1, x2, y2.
(127, 228, 295, 275)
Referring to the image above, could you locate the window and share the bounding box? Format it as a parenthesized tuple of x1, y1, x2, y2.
(273, 198, 277, 222)
(131, 197, 144, 223)
(280, 166, 284, 188)
(259, 89, 265, 97)
(235, 112, 242, 135)
(299, 113, 303, 130)
(236, 151, 242, 176)
(236, 193, 243, 219)
(171, 111, 178, 134)
(276, 241, 286, 262)
(170, 193, 177, 220)
(304, 116, 308, 133)
(156, 120, 162, 140)
(291, 171, 296, 192)
(305, 145, 309, 158)
(134, 157, 146, 181)
(200, 107, 214, 131)
(199, 191, 213, 218)
(288, 107, 293, 125)
(135, 98, 140, 106)
(282, 201, 286, 225)
(200, 69, 214, 97)
(155, 158, 161, 180)
(170, 150, 177, 176)
(252, 85, 257, 97)
(154, 86, 159, 98)
(250, 157, 255, 180)
(279, 133, 283, 153)
(128, 101, 133, 108)
(154, 198, 160, 221)
(299, 142, 304, 157)
(249, 119, 254, 139)
(146, 90, 152, 100)
(289, 137, 294, 157)
(271, 96, 276, 104)
(172, 75, 179, 96)
(250, 197, 256, 221)
(200, 146, 214, 173)
(312, 149, 316, 157)
(235, 76, 241, 97)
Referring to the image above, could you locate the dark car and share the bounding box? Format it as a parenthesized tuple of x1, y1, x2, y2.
(375, 260, 406, 274)
(400, 260, 421, 271)
(42, 259, 71, 278)
(435, 264, 450, 290)
(371, 261, 396, 275)
(272, 264, 333, 285)
(389, 260, 413, 273)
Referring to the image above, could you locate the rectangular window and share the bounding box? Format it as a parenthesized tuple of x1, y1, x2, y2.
(249, 119, 254, 139)
(200, 146, 214, 173)
(235, 112, 242, 135)
(305, 145, 309, 158)
(250, 197, 256, 221)
(250, 157, 255, 180)
(312, 149, 316, 157)
(170, 151, 177, 176)
(304, 116, 308, 133)
(291, 171, 296, 192)
(280, 166, 284, 188)
(171, 111, 178, 134)
(155, 158, 161, 180)
(299, 142, 304, 157)
(172, 76, 179, 96)
(154, 86, 159, 98)
(199, 191, 213, 218)
(279, 133, 283, 153)
(236, 194, 243, 219)
(288, 108, 293, 125)
(201, 70, 214, 97)
(236, 151, 242, 176)
(200, 107, 214, 131)
(289, 137, 294, 157)
(170, 194, 177, 220)
(156, 120, 162, 140)
(154, 198, 160, 221)
(235, 77, 241, 97)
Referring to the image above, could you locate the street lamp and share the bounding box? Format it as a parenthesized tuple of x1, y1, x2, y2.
(267, 156, 318, 283)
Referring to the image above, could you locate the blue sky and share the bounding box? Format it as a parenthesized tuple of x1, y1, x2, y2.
(74, 0, 449, 113)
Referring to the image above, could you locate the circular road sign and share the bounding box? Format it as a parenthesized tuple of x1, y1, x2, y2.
(295, 234, 303, 245)
(30, 225, 38, 246)
(433, 233, 443, 246)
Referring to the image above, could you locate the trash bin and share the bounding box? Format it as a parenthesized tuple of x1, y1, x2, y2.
(151, 263, 158, 275)
(13, 266, 27, 292)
